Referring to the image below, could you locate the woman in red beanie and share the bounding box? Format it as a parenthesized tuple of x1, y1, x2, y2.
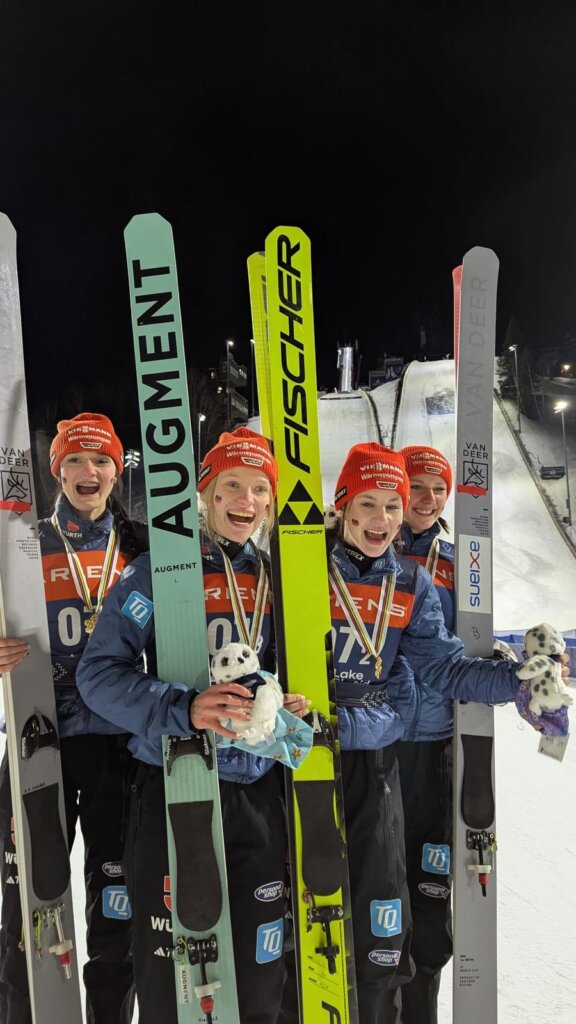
(0, 412, 146, 1024)
(77, 427, 308, 1024)
(289, 440, 567, 1024)
(395, 445, 455, 1023)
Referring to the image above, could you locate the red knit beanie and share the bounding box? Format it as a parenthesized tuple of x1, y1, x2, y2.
(198, 427, 278, 496)
(400, 445, 452, 496)
(50, 413, 124, 477)
(334, 443, 410, 511)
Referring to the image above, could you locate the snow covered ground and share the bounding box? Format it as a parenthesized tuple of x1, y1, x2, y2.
(2, 357, 575, 1022)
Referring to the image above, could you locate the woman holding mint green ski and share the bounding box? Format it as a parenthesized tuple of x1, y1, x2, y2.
(77, 427, 311, 1024)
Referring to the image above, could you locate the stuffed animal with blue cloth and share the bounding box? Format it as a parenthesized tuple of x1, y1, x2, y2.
(212, 642, 313, 768)
(515, 623, 573, 737)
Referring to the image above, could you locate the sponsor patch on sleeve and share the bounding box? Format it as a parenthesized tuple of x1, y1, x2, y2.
(121, 591, 154, 629)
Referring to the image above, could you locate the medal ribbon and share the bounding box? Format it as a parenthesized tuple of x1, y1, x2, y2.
(425, 537, 440, 580)
(220, 549, 269, 650)
(329, 554, 395, 678)
(50, 514, 120, 618)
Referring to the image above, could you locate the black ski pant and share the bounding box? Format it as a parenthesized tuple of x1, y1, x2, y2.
(0, 734, 135, 1024)
(124, 761, 288, 1024)
(280, 746, 413, 1024)
(397, 738, 453, 1024)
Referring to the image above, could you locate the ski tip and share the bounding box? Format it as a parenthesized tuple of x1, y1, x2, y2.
(462, 245, 499, 265)
(0, 211, 16, 236)
(124, 212, 170, 233)
(265, 225, 311, 246)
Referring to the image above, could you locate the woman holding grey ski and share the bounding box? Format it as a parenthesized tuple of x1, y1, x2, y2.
(0, 412, 146, 1024)
(288, 441, 569, 1024)
(77, 426, 311, 1024)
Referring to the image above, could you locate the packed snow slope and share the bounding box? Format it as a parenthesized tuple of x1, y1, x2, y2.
(283, 360, 576, 632)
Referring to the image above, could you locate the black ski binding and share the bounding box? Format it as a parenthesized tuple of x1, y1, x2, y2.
(304, 894, 343, 975)
(306, 709, 335, 751)
(185, 935, 220, 1022)
(20, 712, 59, 760)
(466, 829, 496, 897)
(166, 733, 213, 775)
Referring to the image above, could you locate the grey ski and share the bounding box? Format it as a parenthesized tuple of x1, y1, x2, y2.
(452, 246, 499, 1023)
(0, 212, 82, 1023)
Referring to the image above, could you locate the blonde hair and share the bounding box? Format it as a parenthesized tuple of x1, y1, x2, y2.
(198, 476, 275, 543)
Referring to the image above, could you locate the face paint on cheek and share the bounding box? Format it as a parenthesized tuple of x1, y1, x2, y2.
(215, 495, 222, 503)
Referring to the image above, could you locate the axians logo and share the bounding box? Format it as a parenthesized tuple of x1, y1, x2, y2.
(368, 949, 401, 967)
(254, 880, 284, 902)
(468, 539, 481, 608)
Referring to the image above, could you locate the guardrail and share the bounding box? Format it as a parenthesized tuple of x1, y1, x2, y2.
(495, 390, 576, 559)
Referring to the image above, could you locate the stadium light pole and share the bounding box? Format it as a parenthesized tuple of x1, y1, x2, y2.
(554, 400, 572, 527)
(250, 338, 257, 417)
(226, 339, 234, 425)
(197, 413, 206, 463)
(124, 449, 141, 519)
(509, 343, 521, 434)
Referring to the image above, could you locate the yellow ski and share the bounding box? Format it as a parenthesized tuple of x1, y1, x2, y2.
(248, 230, 358, 1023)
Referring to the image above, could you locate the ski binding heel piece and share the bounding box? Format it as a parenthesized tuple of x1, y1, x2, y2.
(166, 733, 213, 775)
(304, 894, 343, 975)
(42, 904, 74, 979)
(20, 712, 59, 759)
(466, 829, 496, 897)
(187, 935, 221, 1019)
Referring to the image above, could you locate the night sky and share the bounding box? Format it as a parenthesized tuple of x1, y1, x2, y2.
(2, 0, 576, 432)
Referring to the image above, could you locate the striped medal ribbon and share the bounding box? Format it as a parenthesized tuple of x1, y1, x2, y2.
(329, 554, 395, 678)
(220, 548, 269, 650)
(50, 514, 120, 633)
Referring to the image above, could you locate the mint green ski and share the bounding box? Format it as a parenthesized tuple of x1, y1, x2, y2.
(124, 213, 239, 1024)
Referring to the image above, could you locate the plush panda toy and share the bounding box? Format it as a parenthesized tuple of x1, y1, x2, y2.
(211, 642, 283, 745)
(516, 623, 573, 716)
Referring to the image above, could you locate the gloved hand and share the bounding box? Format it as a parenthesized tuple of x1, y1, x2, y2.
(514, 622, 572, 737)
(515, 681, 570, 738)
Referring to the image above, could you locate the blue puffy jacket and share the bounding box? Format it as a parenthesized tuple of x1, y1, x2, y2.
(398, 522, 456, 740)
(329, 540, 520, 745)
(37, 494, 147, 738)
(77, 537, 277, 784)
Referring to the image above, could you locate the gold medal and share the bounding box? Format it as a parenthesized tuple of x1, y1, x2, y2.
(84, 612, 99, 634)
(374, 655, 382, 679)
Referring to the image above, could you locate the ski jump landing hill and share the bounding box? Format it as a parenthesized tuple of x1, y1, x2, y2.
(261, 358, 575, 637)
